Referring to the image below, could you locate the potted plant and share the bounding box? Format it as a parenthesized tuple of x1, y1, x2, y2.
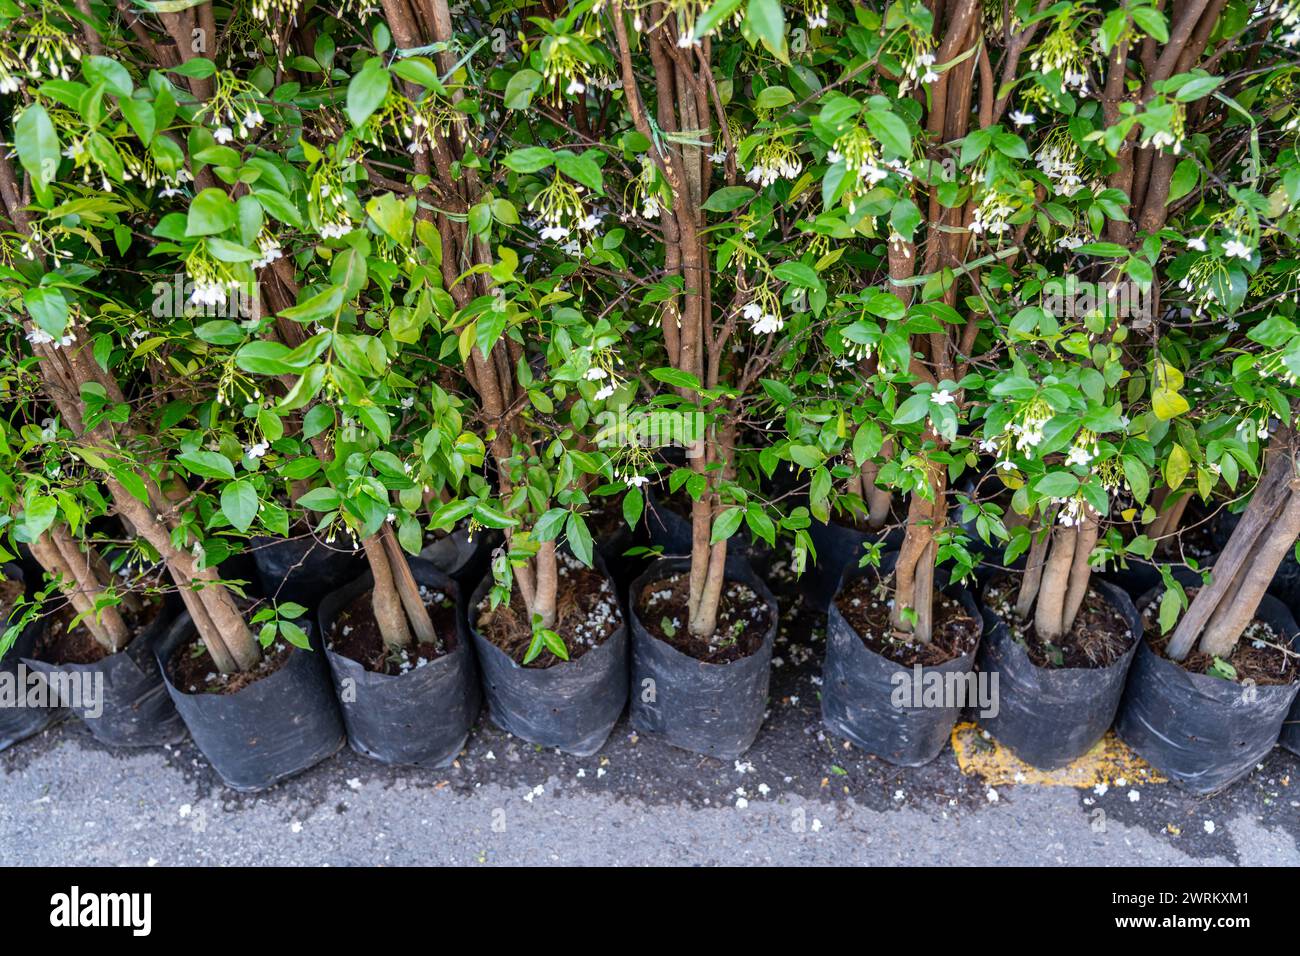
(0, 10, 355, 784)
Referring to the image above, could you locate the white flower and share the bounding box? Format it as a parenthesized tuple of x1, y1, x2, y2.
(213, 126, 235, 144)
(1010, 110, 1036, 126)
(576, 213, 601, 231)
(1223, 238, 1253, 260)
(594, 384, 615, 401)
(930, 388, 955, 406)
(540, 224, 569, 242)
(626, 475, 650, 488)
(245, 441, 269, 459)
(1065, 444, 1093, 467)
(709, 150, 727, 165)
(1187, 236, 1207, 251)
(1203, 819, 1216, 834)
(566, 77, 585, 95)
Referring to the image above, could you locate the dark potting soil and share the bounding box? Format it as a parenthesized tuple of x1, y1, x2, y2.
(834, 572, 979, 667)
(1140, 589, 1298, 686)
(169, 635, 293, 695)
(33, 601, 161, 665)
(476, 554, 622, 668)
(983, 574, 1134, 668)
(636, 572, 773, 664)
(329, 584, 458, 675)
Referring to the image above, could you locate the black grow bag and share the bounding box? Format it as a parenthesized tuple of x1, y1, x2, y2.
(804, 516, 904, 612)
(23, 600, 186, 747)
(1115, 586, 1300, 794)
(821, 553, 983, 766)
(252, 533, 366, 610)
(1283, 691, 1300, 757)
(420, 526, 499, 586)
(644, 489, 774, 578)
(156, 614, 345, 791)
(628, 556, 778, 760)
(1, 563, 61, 750)
(318, 558, 479, 767)
(975, 579, 1140, 769)
(1099, 556, 1166, 604)
(467, 558, 628, 756)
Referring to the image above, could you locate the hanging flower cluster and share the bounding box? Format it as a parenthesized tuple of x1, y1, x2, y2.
(184, 245, 243, 309)
(625, 155, 666, 220)
(1029, 18, 1097, 94)
(802, 0, 830, 30)
(310, 163, 357, 239)
(826, 127, 910, 212)
(529, 174, 600, 245)
(743, 287, 785, 335)
(897, 23, 939, 94)
(746, 138, 803, 187)
(968, 186, 1019, 240)
(1139, 102, 1187, 155)
(1064, 429, 1099, 468)
(11, 14, 82, 85)
(357, 90, 463, 156)
(1035, 131, 1087, 197)
(192, 73, 268, 145)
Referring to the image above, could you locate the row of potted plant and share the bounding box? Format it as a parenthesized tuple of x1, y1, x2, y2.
(2, 1, 1298, 794)
(3, 485, 1296, 796)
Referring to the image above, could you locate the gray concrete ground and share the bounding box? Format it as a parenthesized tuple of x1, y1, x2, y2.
(1, 689, 1296, 866)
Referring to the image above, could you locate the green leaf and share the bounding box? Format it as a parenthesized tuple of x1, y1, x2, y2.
(556, 152, 604, 194)
(14, 105, 60, 205)
(754, 85, 794, 110)
(1132, 6, 1168, 41)
(695, 0, 745, 37)
(701, 186, 755, 212)
(280, 285, 345, 324)
(24, 287, 69, 338)
(566, 512, 594, 567)
(178, 450, 235, 481)
(296, 487, 342, 511)
(85, 55, 133, 95)
(892, 393, 931, 425)
(23, 495, 58, 539)
(650, 367, 702, 391)
(186, 188, 237, 237)
(1152, 387, 1190, 420)
(1166, 158, 1198, 205)
(504, 147, 555, 174)
(504, 68, 542, 109)
(221, 479, 258, 532)
(279, 620, 312, 650)
(1164, 444, 1191, 490)
(865, 109, 911, 157)
(117, 96, 156, 144)
(623, 486, 644, 530)
(347, 60, 392, 127)
(710, 506, 745, 544)
(745, 0, 787, 59)
(1034, 472, 1080, 499)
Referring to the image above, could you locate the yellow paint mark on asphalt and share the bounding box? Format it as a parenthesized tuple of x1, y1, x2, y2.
(951, 722, 1167, 788)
